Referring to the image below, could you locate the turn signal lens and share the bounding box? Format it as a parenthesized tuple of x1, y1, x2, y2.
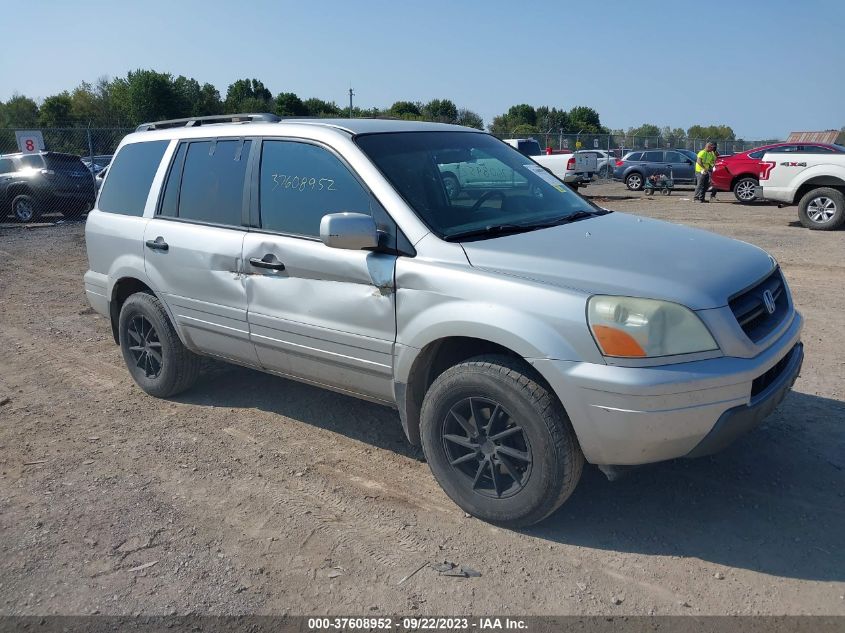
(591, 325, 646, 357)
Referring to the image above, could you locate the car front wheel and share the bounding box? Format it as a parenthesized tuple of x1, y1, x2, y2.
(118, 292, 201, 397)
(420, 355, 584, 527)
(798, 187, 845, 230)
(733, 176, 759, 203)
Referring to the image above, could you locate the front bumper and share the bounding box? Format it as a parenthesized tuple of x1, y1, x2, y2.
(531, 310, 803, 465)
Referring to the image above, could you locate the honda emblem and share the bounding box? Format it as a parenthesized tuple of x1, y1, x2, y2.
(763, 289, 776, 315)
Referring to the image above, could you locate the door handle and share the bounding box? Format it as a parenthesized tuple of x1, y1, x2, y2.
(145, 237, 168, 251)
(249, 255, 286, 271)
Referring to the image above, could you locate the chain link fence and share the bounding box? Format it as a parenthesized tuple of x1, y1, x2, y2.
(494, 132, 781, 180)
(1, 127, 134, 222)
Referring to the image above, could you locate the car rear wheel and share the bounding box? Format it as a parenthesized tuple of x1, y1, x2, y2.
(11, 194, 40, 223)
(798, 187, 845, 230)
(420, 354, 584, 527)
(625, 173, 643, 191)
(733, 177, 759, 203)
(118, 292, 201, 397)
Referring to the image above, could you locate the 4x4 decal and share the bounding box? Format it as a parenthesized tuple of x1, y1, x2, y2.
(780, 161, 807, 167)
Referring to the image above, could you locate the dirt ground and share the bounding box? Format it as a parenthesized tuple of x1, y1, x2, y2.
(1, 183, 843, 617)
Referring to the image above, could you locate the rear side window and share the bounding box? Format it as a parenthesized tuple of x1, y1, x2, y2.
(176, 140, 250, 226)
(18, 155, 45, 169)
(98, 141, 168, 216)
(802, 145, 834, 153)
(44, 154, 86, 170)
(259, 140, 372, 237)
(643, 151, 663, 162)
(748, 150, 765, 159)
(626, 152, 643, 161)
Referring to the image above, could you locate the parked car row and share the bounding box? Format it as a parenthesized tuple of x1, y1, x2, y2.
(0, 151, 97, 222)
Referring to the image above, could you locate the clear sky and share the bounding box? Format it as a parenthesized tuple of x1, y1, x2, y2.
(2, 0, 842, 138)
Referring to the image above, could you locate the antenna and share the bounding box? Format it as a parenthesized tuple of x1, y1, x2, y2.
(348, 85, 354, 118)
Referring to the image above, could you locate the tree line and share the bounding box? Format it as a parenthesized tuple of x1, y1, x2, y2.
(0, 68, 756, 142)
(0, 70, 484, 130)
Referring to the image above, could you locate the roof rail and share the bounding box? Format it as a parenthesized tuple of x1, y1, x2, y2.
(135, 113, 281, 132)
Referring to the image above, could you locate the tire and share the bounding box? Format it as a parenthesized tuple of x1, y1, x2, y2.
(643, 188, 653, 196)
(11, 194, 40, 223)
(662, 188, 671, 196)
(625, 173, 643, 191)
(598, 165, 610, 179)
(798, 187, 845, 231)
(118, 292, 201, 397)
(442, 173, 460, 200)
(733, 176, 758, 203)
(420, 354, 584, 527)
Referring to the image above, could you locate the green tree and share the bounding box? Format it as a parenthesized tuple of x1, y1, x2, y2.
(224, 78, 273, 113)
(627, 123, 660, 137)
(687, 124, 735, 140)
(275, 92, 308, 117)
(173, 76, 222, 117)
(568, 105, 602, 132)
(110, 70, 182, 124)
(303, 97, 342, 117)
(455, 108, 483, 130)
(389, 101, 422, 118)
(535, 106, 569, 132)
(38, 92, 73, 127)
(2, 94, 39, 127)
(421, 98, 457, 123)
(511, 123, 539, 135)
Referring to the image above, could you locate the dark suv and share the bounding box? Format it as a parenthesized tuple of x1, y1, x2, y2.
(612, 149, 698, 191)
(0, 152, 96, 222)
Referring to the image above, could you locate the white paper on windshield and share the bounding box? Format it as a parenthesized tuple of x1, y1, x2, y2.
(523, 164, 568, 192)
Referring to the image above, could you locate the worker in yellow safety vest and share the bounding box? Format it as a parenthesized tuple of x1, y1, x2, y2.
(694, 142, 717, 203)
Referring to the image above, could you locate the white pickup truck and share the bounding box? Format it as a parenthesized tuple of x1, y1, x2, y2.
(503, 138, 597, 190)
(755, 150, 845, 230)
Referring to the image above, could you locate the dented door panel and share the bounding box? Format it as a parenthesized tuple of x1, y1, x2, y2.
(243, 233, 396, 401)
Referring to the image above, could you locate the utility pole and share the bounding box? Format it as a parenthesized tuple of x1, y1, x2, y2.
(348, 86, 354, 118)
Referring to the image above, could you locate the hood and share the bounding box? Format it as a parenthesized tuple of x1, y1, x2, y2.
(460, 212, 774, 310)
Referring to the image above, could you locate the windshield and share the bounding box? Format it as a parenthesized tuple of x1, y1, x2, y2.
(355, 132, 600, 240)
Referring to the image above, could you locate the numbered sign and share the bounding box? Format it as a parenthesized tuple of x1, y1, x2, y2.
(15, 131, 45, 154)
(644, 139, 649, 148)
(593, 138, 599, 148)
(562, 139, 569, 149)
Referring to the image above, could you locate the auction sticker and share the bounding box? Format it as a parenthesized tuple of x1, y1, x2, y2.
(523, 164, 567, 192)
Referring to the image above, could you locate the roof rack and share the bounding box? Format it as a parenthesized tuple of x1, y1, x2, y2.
(135, 113, 281, 132)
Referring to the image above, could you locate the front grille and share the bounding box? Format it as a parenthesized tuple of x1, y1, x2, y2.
(729, 269, 788, 342)
(751, 344, 796, 399)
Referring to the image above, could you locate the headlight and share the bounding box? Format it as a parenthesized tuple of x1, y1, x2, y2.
(587, 296, 718, 358)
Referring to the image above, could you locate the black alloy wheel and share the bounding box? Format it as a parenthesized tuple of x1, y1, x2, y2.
(441, 397, 532, 499)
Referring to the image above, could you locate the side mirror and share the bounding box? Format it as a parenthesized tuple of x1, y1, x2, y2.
(320, 212, 379, 250)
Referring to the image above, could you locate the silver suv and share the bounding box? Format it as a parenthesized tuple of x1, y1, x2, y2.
(84, 114, 804, 526)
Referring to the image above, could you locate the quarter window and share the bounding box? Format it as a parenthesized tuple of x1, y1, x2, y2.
(177, 140, 251, 226)
(259, 141, 372, 237)
(98, 140, 169, 216)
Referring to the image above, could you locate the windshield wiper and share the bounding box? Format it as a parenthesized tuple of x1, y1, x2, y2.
(444, 209, 610, 242)
(520, 209, 610, 229)
(444, 223, 538, 242)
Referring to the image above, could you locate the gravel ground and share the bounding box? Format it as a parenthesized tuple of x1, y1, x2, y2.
(0, 185, 843, 616)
